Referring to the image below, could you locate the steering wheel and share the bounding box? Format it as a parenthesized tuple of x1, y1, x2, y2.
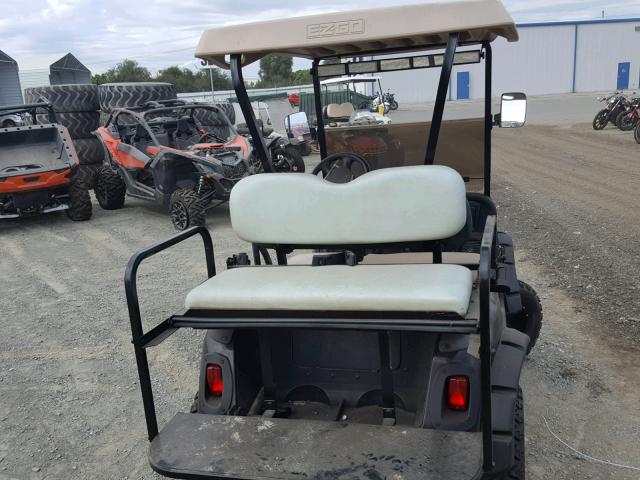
(312, 153, 371, 183)
(196, 129, 225, 144)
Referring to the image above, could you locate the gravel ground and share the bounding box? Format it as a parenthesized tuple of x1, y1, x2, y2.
(2, 102, 640, 479)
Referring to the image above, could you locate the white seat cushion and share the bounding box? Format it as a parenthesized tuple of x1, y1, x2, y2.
(230, 166, 467, 245)
(185, 264, 473, 316)
(326, 102, 355, 119)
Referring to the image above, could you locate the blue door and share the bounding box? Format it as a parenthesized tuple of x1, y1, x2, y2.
(457, 72, 470, 100)
(617, 62, 630, 90)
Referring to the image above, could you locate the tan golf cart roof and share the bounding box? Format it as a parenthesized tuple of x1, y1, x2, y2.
(196, 0, 518, 69)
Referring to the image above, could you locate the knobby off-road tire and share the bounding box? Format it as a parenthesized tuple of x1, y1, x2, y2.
(24, 84, 99, 112)
(193, 103, 236, 127)
(98, 82, 177, 112)
(66, 185, 92, 221)
(616, 112, 637, 131)
(504, 388, 525, 480)
(37, 111, 99, 138)
(73, 138, 104, 165)
(169, 189, 206, 230)
(507, 281, 543, 354)
(592, 109, 609, 130)
(94, 166, 126, 210)
(283, 146, 305, 172)
(635, 123, 640, 144)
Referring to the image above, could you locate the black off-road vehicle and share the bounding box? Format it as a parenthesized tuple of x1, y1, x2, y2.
(125, 1, 542, 479)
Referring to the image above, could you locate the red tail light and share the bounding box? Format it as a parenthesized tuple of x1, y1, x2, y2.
(447, 376, 469, 411)
(206, 364, 223, 397)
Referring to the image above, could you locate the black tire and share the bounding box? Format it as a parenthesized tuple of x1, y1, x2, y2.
(283, 146, 305, 172)
(507, 281, 542, 354)
(94, 166, 126, 210)
(505, 388, 525, 479)
(616, 111, 637, 131)
(169, 189, 206, 230)
(635, 123, 640, 144)
(37, 111, 99, 138)
(74, 164, 100, 189)
(390, 100, 399, 110)
(24, 84, 99, 112)
(66, 185, 92, 221)
(98, 82, 177, 112)
(592, 109, 609, 130)
(193, 103, 236, 128)
(2, 119, 16, 128)
(73, 138, 104, 165)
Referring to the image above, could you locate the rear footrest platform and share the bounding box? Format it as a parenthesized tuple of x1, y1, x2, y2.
(149, 413, 482, 479)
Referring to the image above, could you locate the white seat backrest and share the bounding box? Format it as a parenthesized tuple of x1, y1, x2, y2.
(326, 103, 355, 119)
(230, 165, 467, 245)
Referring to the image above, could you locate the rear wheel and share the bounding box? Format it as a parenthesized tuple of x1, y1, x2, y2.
(390, 100, 399, 110)
(95, 166, 126, 210)
(170, 189, 206, 230)
(635, 123, 640, 144)
(282, 146, 305, 173)
(592, 109, 609, 130)
(504, 388, 525, 479)
(66, 185, 92, 221)
(2, 119, 16, 128)
(616, 112, 637, 131)
(507, 281, 542, 354)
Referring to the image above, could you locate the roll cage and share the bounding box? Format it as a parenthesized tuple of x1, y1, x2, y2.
(0, 102, 58, 125)
(104, 101, 237, 150)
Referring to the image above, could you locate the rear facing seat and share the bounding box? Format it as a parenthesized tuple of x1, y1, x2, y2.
(184, 165, 476, 317)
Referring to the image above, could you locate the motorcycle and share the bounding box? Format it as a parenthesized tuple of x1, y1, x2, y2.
(237, 120, 306, 173)
(593, 92, 632, 130)
(369, 94, 390, 114)
(615, 97, 640, 131)
(383, 89, 399, 110)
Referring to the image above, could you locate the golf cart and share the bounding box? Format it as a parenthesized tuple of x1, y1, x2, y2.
(94, 101, 253, 230)
(0, 102, 91, 221)
(321, 75, 391, 116)
(125, 1, 542, 479)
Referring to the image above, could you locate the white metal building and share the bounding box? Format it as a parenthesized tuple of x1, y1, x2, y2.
(377, 17, 640, 102)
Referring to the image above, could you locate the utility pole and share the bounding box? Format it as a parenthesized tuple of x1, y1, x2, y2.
(209, 67, 215, 102)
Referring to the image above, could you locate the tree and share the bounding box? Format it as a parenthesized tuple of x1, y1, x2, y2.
(256, 55, 293, 88)
(291, 68, 312, 86)
(92, 59, 232, 93)
(92, 59, 151, 84)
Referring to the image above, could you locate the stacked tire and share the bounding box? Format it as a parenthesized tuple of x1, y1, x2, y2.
(98, 82, 177, 113)
(24, 84, 103, 189)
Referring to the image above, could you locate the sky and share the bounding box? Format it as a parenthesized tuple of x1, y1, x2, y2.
(2, 0, 640, 81)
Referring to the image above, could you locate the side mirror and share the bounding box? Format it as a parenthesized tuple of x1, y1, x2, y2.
(499, 92, 527, 128)
(284, 112, 310, 140)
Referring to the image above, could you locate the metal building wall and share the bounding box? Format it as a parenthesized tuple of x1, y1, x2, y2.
(0, 50, 24, 106)
(377, 18, 640, 103)
(575, 21, 640, 92)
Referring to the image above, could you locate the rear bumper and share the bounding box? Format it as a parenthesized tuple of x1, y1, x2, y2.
(149, 413, 482, 480)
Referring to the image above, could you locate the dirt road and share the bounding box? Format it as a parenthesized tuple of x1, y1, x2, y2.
(1, 119, 640, 479)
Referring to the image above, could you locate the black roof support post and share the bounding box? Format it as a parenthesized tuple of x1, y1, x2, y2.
(311, 59, 327, 159)
(483, 41, 493, 197)
(230, 54, 273, 172)
(425, 33, 459, 165)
